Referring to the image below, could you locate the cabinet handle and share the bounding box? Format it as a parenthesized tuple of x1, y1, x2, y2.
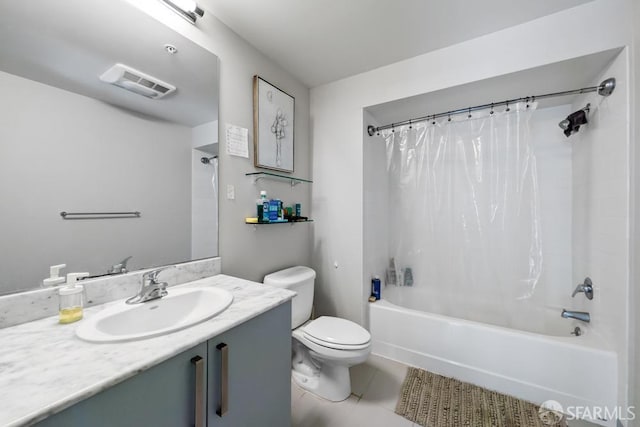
(191, 355, 204, 427)
(216, 343, 229, 417)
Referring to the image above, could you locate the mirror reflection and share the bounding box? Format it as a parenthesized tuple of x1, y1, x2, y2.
(0, 0, 219, 295)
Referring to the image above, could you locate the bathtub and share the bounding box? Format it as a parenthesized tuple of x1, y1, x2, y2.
(369, 298, 618, 426)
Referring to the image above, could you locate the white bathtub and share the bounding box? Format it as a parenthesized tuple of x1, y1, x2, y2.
(370, 299, 618, 426)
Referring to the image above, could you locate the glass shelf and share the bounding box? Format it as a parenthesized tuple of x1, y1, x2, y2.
(246, 219, 313, 225)
(245, 171, 312, 186)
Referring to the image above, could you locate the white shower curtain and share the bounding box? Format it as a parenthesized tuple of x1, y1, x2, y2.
(382, 102, 542, 324)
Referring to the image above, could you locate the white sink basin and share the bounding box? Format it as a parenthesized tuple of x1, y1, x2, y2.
(76, 286, 233, 343)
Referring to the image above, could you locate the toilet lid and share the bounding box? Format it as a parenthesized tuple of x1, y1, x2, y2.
(303, 316, 371, 348)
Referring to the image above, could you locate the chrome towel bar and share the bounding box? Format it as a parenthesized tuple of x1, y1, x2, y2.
(60, 211, 141, 219)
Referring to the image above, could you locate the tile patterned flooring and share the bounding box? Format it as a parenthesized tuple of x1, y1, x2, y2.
(291, 354, 597, 427)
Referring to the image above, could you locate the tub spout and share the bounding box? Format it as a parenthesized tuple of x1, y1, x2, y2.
(561, 309, 590, 323)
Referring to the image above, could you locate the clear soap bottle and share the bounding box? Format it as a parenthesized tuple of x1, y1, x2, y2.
(59, 272, 89, 324)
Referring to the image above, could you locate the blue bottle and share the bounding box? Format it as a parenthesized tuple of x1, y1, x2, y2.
(372, 276, 381, 300)
(269, 199, 279, 221)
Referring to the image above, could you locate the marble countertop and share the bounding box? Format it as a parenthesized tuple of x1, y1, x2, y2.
(0, 274, 295, 427)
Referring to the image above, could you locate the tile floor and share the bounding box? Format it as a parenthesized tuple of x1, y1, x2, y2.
(291, 354, 414, 427)
(290, 354, 597, 427)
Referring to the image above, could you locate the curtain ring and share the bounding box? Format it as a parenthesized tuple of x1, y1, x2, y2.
(408, 119, 412, 129)
(490, 103, 494, 115)
(447, 114, 451, 122)
(506, 101, 510, 112)
(432, 115, 436, 125)
(526, 97, 530, 109)
(467, 108, 472, 119)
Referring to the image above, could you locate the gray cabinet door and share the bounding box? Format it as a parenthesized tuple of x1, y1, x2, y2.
(207, 301, 291, 427)
(36, 342, 207, 427)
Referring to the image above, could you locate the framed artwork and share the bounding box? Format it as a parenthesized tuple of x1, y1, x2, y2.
(253, 75, 295, 172)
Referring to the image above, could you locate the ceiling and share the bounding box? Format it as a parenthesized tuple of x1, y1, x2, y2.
(201, 0, 593, 88)
(0, 0, 218, 127)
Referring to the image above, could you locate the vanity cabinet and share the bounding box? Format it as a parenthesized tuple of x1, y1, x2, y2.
(35, 302, 291, 427)
(35, 342, 208, 427)
(207, 301, 292, 427)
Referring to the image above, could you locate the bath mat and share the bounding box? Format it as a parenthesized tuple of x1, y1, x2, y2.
(395, 367, 567, 427)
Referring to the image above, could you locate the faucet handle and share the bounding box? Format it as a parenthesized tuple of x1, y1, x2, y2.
(108, 256, 133, 274)
(572, 277, 594, 300)
(142, 265, 174, 284)
(143, 266, 171, 283)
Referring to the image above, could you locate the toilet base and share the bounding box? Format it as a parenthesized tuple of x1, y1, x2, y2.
(292, 362, 351, 402)
(291, 339, 357, 402)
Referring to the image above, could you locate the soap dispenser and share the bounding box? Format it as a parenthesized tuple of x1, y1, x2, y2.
(58, 272, 89, 324)
(42, 264, 66, 287)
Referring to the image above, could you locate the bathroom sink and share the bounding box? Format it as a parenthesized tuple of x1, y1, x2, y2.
(76, 286, 233, 343)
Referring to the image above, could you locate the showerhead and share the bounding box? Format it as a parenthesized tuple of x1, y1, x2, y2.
(558, 119, 571, 131)
(200, 155, 217, 164)
(558, 104, 590, 137)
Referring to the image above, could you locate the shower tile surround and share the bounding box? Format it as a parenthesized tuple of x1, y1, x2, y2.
(0, 257, 221, 328)
(570, 52, 630, 412)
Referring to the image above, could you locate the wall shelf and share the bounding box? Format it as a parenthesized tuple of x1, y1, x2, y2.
(246, 219, 313, 225)
(245, 171, 312, 187)
(246, 219, 313, 229)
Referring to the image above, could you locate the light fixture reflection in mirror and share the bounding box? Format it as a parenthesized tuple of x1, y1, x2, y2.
(0, 0, 219, 295)
(161, 0, 205, 24)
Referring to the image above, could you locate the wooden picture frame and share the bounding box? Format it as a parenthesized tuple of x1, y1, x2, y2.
(253, 75, 295, 172)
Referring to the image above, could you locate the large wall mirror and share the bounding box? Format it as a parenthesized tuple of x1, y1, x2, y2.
(0, 0, 219, 295)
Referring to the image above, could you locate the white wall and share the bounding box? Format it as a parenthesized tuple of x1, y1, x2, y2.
(127, 1, 312, 282)
(362, 109, 388, 328)
(570, 51, 630, 415)
(532, 105, 573, 310)
(0, 71, 192, 292)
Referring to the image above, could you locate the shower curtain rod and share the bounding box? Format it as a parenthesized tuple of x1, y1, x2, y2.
(367, 77, 616, 136)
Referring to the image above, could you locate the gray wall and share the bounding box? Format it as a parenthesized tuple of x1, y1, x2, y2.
(211, 19, 312, 283)
(139, 6, 313, 283)
(0, 71, 192, 292)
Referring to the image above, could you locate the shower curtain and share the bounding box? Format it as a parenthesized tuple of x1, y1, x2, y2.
(382, 102, 542, 325)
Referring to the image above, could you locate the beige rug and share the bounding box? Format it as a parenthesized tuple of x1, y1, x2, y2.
(395, 367, 567, 427)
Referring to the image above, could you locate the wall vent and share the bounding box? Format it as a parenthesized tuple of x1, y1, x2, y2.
(99, 63, 176, 99)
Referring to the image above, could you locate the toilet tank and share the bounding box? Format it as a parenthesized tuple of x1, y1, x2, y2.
(264, 266, 315, 329)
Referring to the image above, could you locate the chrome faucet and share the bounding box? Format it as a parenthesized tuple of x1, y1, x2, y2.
(126, 267, 170, 304)
(108, 256, 132, 275)
(572, 277, 594, 300)
(561, 309, 590, 323)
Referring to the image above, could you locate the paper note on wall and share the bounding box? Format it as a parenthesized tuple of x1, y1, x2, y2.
(225, 124, 249, 158)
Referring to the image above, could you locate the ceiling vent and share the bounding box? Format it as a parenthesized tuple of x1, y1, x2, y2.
(99, 63, 176, 99)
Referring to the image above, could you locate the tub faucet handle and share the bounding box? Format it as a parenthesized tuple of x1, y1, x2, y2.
(571, 277, 594, 300)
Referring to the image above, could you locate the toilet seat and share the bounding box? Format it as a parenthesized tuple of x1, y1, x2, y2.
(302, 316, 371, 350)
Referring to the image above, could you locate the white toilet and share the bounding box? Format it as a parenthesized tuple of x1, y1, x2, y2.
(264, 266, 371, 402)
